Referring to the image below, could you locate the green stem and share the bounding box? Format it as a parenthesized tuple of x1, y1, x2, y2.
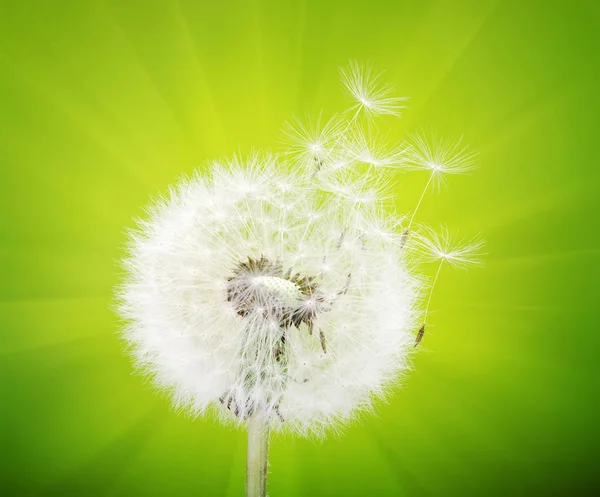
(246, 416, 270, 497)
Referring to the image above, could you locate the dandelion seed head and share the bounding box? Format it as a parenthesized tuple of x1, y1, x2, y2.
(117, 62, 482, 438)
(118, 154, 420, 437)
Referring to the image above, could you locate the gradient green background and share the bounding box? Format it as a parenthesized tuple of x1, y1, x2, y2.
(1, 0, 599, 495)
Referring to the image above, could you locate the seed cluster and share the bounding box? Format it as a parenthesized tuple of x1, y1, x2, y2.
(118, 62, 479, 436)
(226, 255, 326, 338)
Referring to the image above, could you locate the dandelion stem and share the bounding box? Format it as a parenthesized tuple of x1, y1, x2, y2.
(246, 416, 270, 497)
(407, 171, 434, 231)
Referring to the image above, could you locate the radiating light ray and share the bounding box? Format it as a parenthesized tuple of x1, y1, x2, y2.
(171, 1, 227, 149)
(393, 0, 500, 132)
(456, 180, 595, 233)
(485, 248, 600, 266)
(290, 0, 308, 112)
(1, 1, 196, 180)
(0, 334, 109, 358)
(441, 302, 584, 314)
(374, 386, 480, 495)
(47, 403, 164, 495)
(102, 9, 194, 137)
(476, 95, 565, 153)
(0, 295, 108, 305)
(249, 2, 275, 137)
(367, 424, 430, 495)
(223, 436, 246, 497)
(0, 55, 157, 189)
(267, 436, 301, 497)
(0, 297, 112, 357)
(414, 371, 521, 456)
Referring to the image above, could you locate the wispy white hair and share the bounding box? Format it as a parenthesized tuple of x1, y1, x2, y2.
(117, 62, 481, 438)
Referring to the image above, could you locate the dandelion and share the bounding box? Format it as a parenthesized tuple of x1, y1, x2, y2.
(116, 62, 482, 497)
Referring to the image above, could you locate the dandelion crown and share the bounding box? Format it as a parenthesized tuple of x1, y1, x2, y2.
(117, 61, 482, 495)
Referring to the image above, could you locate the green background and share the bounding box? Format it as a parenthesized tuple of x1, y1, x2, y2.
(1, 0, 599, 495)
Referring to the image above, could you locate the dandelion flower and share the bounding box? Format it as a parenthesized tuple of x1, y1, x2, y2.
(116, 62, 482, 497)
(119, 155, 419, 434)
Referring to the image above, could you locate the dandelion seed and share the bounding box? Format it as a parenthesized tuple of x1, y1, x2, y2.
(412, 226, 485, 346)
(116, 62, 483, 497)
(415, 225, 485, 269)
(340, 61, 407, 118)
(404, 132, 477, 233)
(406, 132, 477, 184)
(281, 113, 343, 169)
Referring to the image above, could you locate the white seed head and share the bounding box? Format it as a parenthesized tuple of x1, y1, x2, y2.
(118, 158, 420, 437)
(116, 63, 482, 438)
